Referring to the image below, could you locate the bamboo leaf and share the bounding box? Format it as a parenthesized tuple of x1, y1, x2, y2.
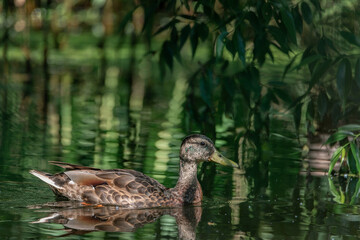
(301, 2, 313, 24)
(292, 5, 303, 34)
(282, 54, 298, 78)
(309, 60, 332, 88)
(349, 178, 360, 205)
(339, 124, 360, 132)
(234, 31, 246, 65)
(215, 31, 228, 59)
(327, 177, 341, 203)
(328, 146, 344, 175)
(280, 8, 297, 44)
(294, 54, 322, 71)
(340, 31, 360, 47)
(350, 142, 360, 174)
(179, 25, 191, 50)
(325, 131, 350, 144)
(190, 25, 199, 57)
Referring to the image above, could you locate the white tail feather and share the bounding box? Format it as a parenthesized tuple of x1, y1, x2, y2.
(29, 170, 63, 189)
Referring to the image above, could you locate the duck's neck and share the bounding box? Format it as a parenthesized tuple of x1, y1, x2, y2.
(171, 158, 202, 204)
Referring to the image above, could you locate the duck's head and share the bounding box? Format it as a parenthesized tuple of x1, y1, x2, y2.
(180, 134, 239, 168)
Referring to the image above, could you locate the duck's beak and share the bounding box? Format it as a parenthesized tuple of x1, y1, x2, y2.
(209, 150, 239, 168)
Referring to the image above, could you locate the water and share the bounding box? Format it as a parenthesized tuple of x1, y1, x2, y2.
(0, 62, 359, 240)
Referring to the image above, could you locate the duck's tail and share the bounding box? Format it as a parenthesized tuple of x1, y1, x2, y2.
(29, 170, 63, 189)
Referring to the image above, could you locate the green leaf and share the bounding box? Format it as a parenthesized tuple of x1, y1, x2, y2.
(280, 8, 297, 44)
(179, 25, 191, 50)
(309, 0, 322, 11)
(190, 25, 199, 57)
(349, 178, 360, 205)
(355, 58, 360, 89)
(325, 131, 349, 144)
(350, 142, 360, 174)
(328, 146, 344, 175)
(261, 2, 272, 23)
(215, 31, 228, 59)
(178, 14, 197, 20)
(301, 2, 313, 24)
(309, 60, 333, 88)
(282, 54, 298, 78)
(160, 41, 174, 70)
(198, 23, 209, 41)
(234, 31, 246, 65)
(118, 8, 136, 33)
(268, 26, 290, 54)
(339, 124, 360, 132)
(292, 5, 303, 34)
(294, 54, 322, 71)
(154, 19, 179, 35)
(327, 177, 342, 203)
(340, 31, 360, 47)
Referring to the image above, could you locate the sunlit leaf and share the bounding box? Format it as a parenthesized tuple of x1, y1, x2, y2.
(355, 58, 360, 89)
(328, 177, 342, 203)
(339, 124, 360, 132)
(350, 142, 360, 174)
(348, 147, 358, 174)
(301, 2, 312, 24)
(349, 178, 360, 205)
(280, 8, 297, 44)
(328, 146, 344, 175)
(325, 131, 351, 145)
(340, 31, 360, 47)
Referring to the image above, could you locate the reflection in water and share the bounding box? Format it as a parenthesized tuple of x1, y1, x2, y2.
(30, 202, 201, 240)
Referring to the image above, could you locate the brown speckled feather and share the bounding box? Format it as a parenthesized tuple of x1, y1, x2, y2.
(47, 166, 171, 208)
(30, 135, 238, 208)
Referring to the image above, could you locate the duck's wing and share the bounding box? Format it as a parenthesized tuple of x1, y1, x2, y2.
(64, 169, 169, 207)
(31, 161, 169, 207)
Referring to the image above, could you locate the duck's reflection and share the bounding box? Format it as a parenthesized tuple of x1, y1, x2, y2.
(29, 201, 202, 239)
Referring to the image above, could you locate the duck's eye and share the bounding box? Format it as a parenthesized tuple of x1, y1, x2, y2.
(200, 141, 205, 146)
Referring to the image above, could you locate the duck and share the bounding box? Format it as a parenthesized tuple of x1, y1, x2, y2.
(29, 134, 238, 208)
